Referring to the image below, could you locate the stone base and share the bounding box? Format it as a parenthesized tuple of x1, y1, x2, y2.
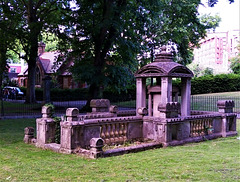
(163, 133, 223, 147)
(225, 131, 238, 137)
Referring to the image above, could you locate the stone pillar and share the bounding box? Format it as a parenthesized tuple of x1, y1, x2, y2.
(90, 99, 110, 113)
(66, 108, 79, 121)
(217, 100, 237, 137)
(43, 76, 52, 104)
(60, 108, 80, 153)
(89, 138, 104, 159)
(181, 78, 191, 116)
(24, 127, 35, 144)
(148, 93, 152, 116)
(158, 102, 180, 118)
(161, 77, 172, 104)
(36, 106, 55, 147)
(217, 100, 235, 113)
(136, 78, 146, 115)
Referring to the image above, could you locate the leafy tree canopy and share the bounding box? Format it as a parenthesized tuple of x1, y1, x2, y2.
(57, 0, 209, 99)
(208, 0, 234, 7)
(229, 44, 240, 74)
(200, 14, 221, 32)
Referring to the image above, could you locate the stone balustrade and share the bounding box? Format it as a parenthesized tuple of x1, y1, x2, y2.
(60, 112, 143, 153)
(31, 99, 237, 158)
(190, 118, 213, 137)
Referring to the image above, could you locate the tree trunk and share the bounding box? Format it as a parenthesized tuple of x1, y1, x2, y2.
(25, 61, 37, 103)
(25, 28, 39, 103)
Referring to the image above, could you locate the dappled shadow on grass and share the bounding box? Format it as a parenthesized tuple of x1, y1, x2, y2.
(0, 119, 239, 181)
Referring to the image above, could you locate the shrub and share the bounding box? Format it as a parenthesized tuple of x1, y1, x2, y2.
(191, 74, 240, 95)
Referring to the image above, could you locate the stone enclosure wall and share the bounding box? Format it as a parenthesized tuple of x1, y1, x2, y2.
(25, 99, 237, 159)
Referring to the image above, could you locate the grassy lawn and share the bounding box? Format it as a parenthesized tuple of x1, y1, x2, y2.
(0, 118, 239, 181)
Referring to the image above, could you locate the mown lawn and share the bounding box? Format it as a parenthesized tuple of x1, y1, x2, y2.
(0, 118, 239, 181)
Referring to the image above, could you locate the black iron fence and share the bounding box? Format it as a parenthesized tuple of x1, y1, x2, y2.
(191, 95, 240, 113)
(0, 95, 239, 118)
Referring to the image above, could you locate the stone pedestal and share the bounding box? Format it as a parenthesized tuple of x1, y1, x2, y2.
(158, 102, 180, 118)
(24, 127, 35, 144)
(217, 100, 237, 137)
(90, 99, 110, 113)
(36, 106, 55, 147)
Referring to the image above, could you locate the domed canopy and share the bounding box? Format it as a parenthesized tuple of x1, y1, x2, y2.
(135, 46, 193, 78)
(135, 61, 193, 78)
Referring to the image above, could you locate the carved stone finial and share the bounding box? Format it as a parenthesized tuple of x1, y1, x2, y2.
(109, 105, 118, 113)
(155, 45, 173, 62)
(42, 105, 53, 118)
(137, 107, 148, 116)
(90, 99, 110, 113)
(66, 108, 79, 121)
(158, 102, 180, 118)
(217, 100, 235, 113)
(90, 138, 104, 158)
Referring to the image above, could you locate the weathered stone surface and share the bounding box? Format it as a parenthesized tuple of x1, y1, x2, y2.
(31, 47, 238, 159)
(158, 102, 180, 118)
(66, 108, 79, 121)
(109, 105, 118, 113)
(90, 99, 110, 113)
(36, 118, 55, 147)
(42, 105, 53, 118)
(137, 107, 148, 116)
(217, 100, 235, 113)
(24, 127, 35, 144)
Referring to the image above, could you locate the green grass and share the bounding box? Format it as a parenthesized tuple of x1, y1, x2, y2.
(193, 91, 240, 97)
(0, 118, 240, 181)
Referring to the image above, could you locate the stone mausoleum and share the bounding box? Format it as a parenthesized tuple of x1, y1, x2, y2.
(25, 47, 238, 158)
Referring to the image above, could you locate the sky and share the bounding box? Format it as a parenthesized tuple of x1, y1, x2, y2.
(198, 0, 240, 32)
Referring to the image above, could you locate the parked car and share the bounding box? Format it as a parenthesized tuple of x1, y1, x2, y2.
(3, 86, 24, 100)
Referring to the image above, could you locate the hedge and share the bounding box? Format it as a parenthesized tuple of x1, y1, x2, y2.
(19, 74, 240, 101)
(191, 74, 240, 95)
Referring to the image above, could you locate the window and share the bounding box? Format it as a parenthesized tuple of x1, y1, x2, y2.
(10, 68, 16, 73)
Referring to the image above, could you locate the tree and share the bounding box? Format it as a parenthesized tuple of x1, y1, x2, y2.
(200, 14, 221, 32)
(58, 0, 208, 105)
(208, 0, 234, 7)
(0, 1, 22, 95)
(229, 44, 240, 74)
(3, 0, 71, 103)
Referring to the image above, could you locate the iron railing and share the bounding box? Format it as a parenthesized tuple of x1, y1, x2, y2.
(0, 95, 239, 118)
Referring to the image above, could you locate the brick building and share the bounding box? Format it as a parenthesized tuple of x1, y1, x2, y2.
(193, 30, 239, 74)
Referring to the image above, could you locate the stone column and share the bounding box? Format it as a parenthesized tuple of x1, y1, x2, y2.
(161, 77, 172, 104)
(217, 100, 237, 137)
(148, 93, 152, 116)
(136, 78, 146, 115)
(43, 76, 52, 104)
(60, 108, 80, 153)
(181, 78, 191, 116)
